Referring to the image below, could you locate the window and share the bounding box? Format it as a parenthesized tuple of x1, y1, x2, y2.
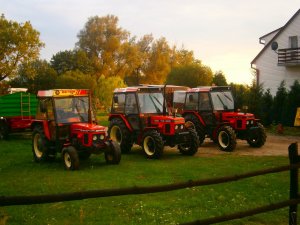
(125, 93, 138, 114)
(112, 94, 125, 113)
(289, 36, 298, 48)
(185, 93, 198, 110)
(137, 92, 164, 114)
(199, 93, 212, 111)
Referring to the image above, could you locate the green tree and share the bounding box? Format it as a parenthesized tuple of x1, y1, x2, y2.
(10, 60, 57, 93)
(50, 50, 94, 75)
(230, 83, 249, 110)
(0, 14, 44, 81)
(272, 81, 288, 124)
(95, 75, 126, 111)
(166, 63, 213, 87)
(55, 70, 95, 90)
(212, 71, 228, 86)
(261, 89, 273, 126)
(286, 80, 300, 126)
(247, 81, 263, 118)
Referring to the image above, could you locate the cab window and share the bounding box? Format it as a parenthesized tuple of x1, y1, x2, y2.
(111, 94, 125, 113)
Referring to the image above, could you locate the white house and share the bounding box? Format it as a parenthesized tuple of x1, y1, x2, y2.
(251, 9, 300, 96)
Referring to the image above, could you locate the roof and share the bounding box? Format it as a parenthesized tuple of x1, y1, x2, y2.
(187, 86, 231, 93)
(251, 9, 300, 65)
(37, 89, 89, 97)
(114, 85, 189, 93)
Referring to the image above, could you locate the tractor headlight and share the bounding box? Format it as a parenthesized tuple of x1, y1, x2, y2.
(100, 134, 105, 140)
(93, 135, 97, 141)
(246, 121, 250, 125)
(180, 125, 184, 129)
(175, 125, 179, 130)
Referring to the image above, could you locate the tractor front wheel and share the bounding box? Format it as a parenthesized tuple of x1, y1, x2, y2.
(108, 118, 133, 153)
(247, 123, 267, 148)
(105, 141, 121, 164)
(142, 130, 164, 159)
(216, 125, 236, 152)
(184, 114, 206, 145)
(178, 128, 200, 155)
(62, 146, 79, 170)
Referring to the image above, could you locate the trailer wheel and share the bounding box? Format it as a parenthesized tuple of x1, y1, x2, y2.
(178, 128, 200, 155)
(217, 125, 236, 152)
(108, 118, 133, 153)
(62, 146, 79, 170)
(247, 123, 267, 148)
(32, 126, 53, 162)
(184, 114, 206, 145)
(105, 141, 121, 164)
(0, 120, 9, 140)
(142, 130, 164, 159)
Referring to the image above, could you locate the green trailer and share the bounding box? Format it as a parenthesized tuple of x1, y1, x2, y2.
(0, 92, 37, 140)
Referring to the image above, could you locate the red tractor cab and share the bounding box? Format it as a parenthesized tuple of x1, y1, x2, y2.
(173, 86, 266, 151)
(31, 89, 121, 170)
(108, 85, 199, 159)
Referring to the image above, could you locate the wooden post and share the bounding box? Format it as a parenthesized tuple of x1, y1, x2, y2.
(289, 143, 299, 225)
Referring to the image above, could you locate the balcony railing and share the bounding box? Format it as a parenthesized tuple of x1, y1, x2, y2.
(277, 47, 300, 66)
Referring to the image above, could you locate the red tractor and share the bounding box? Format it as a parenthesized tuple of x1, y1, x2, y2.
(173, 86, 266, 151)
(31, 89, 121, 170)
(108, 85, 199, 159)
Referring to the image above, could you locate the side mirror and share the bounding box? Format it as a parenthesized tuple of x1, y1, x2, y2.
(40, 101, 47, 113)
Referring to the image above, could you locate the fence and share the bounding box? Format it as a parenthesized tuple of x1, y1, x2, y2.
(0, 143, 299, 225)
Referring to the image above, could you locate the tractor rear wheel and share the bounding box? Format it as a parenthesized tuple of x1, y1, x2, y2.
(108, 118, 133, 153)
(216, 125, 236, 152)
(62, 146, 79, 170)
(32, 126, 54, 162)
(142, 130, 164, 159)
(184, 114, 206, 145)
(105, 141, 121, 164)
(247, 123, 267, 148)
(178, 128, 200, 155)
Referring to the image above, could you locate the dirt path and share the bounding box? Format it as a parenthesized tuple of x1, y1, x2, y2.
(196, 133, 300, 157)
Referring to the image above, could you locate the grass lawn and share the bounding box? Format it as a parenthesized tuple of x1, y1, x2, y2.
(0, 134, 294, 225)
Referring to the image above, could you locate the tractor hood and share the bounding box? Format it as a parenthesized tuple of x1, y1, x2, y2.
(150, 115, 185, 125)
(70, 123, 107, 133)
(222, 112, 255, 120)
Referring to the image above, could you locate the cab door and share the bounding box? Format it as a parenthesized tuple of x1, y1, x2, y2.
(198, 92, 215, 126)
(125, 93, 142, 131)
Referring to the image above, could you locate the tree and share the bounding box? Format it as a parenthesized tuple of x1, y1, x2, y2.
(76, 15, 130, 79)
(95, 75, 126, 111)
(261, 89, 273, 126)
(272, 81, 288, 124)
(55, 70, 95, 90)
(285, 80, 300, 126)
(50, 50, 94, 75)
(230, 83, 249, 110)
(0, 14, 44, 81)
(166, 63, 213, 87)
(212, 71, 228, 86)
(10, 60, 57, 93)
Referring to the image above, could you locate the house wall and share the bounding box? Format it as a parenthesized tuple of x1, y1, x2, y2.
(255, 13, 300, 96)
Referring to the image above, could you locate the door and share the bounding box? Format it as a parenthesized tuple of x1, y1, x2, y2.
(125, 93, 141, 131)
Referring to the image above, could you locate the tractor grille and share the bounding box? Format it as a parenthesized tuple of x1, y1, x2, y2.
(165, 124, 171, 133)
(237, 120, 242, 128)
(84, 134, 89, 145)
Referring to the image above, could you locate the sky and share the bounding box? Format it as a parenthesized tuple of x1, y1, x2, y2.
(1, 0, 299, 85)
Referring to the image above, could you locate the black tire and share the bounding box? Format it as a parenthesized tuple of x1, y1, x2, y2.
(247, 123, 267, 148)
(184, 114, 206, 145)
(62, 146, 79, 170)
(178, 128, 200, 155)
(108, 118, 133, 154)
(0, 120, 9, 140)
(105, 141, 121, 164)
(142, 130, 164, 159)
(32, 126, 54, 162)
(216, 125, 236, 152)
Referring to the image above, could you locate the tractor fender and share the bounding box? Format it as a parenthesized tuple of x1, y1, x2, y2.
(108, 114, 133, 132)
(31, 120, 51, 140)
(182, 111, 206, 126)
